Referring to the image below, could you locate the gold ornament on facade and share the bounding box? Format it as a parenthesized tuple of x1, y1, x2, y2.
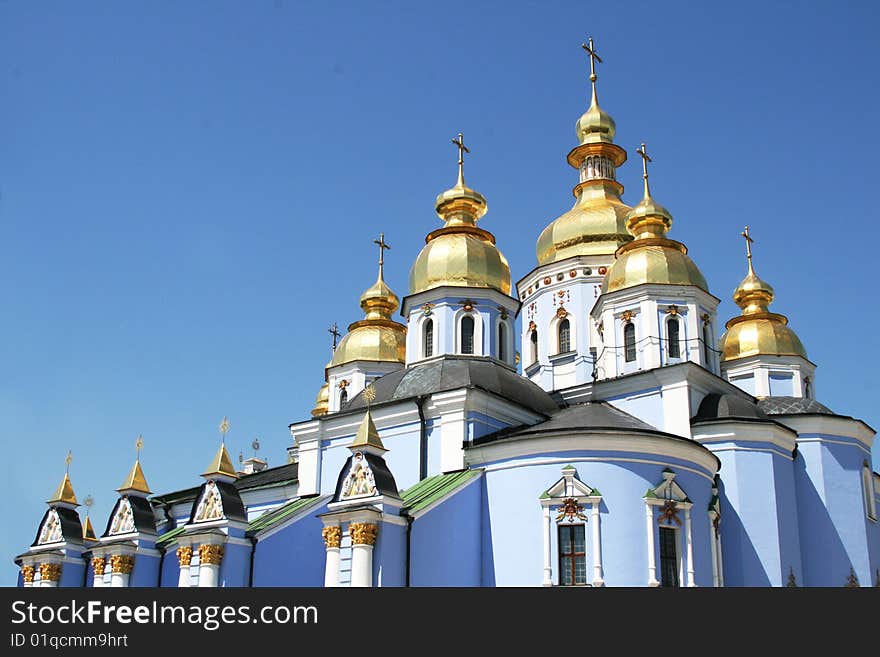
(621, 310, 634, 322)
(198, 544, 225, 566)
(460, 299, 476, 312)
(21, 565, 35, 583)
(91, 557, 106, 578)
(498, 306, 509, 320)
(556, 498, 587, 522)
(657, 500, 682, 526)
(556, 306, 569, 319)
(176, 546, 193, 567)
(338, 379, 349, 390)
(665, 304, 679, 316)
(39, 563, 62, 582)
(421, 302, 435, 316)
(528, 320, 537, 332)
(321, 526, 342, 549)
(110, 554, 135, 575)
(350, 522, 379, 546)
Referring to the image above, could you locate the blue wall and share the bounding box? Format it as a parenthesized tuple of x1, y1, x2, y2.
(130, 553, 160, 587)
(375, 521, 406, 587)
(219, 542, 252, 587)
(252, 503, 328, 587)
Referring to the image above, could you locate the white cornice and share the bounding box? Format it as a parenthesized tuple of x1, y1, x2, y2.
(691, 420, 797, 454)
(771, 414, 875, 450)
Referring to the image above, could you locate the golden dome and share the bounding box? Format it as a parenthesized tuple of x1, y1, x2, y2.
(331, 255, 407, 368)
(718, 228, 807, 361)
(603, 145, 708, 294)
(536, 44, 633, 265)
(410, 135, 511, 295)
(311, 382, 330, 417)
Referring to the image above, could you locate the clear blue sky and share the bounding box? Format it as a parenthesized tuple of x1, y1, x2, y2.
(2, 1, 878, 585)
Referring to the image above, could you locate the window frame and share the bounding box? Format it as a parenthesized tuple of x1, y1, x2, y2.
(557, 524, 587, 587)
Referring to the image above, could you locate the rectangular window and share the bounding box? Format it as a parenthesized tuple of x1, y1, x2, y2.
(558, 524, 587, 586)
(659, 526, 679, 588)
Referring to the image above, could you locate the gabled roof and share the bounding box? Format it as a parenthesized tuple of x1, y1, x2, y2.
(102, 495, 157, 537)
(150, 462, 299, 507)
(31, 506, 83, 547)
(247, 495, 328, 536)
(400, 469, 481, 515)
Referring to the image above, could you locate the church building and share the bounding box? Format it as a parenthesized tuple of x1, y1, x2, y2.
(15, 38, 879, 588)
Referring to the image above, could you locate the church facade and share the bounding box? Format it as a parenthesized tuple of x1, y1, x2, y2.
(15, 40, 879, 588)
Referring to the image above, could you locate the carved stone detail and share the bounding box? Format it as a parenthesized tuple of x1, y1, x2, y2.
(322, 525, 342, 549)
(21, 565, 35, 583)
(198, 543, 225, 566)
(110, 554, 135, 574)
(350, 522, 378, 546)
(176, 546, 193, 567)
(39, 563, 62, 582)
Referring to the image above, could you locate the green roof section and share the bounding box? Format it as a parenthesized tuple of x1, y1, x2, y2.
(400, 469, 481, 515)
(156, 524, 187, 547)
(247, 495, 327, 535)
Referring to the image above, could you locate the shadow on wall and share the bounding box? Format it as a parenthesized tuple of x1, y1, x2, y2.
(716, 477, 771, 587)
(480, 478, 495, 587)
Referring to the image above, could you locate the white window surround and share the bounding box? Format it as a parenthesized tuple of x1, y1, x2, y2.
(420, 315, 434, 359)
(548, 313, 576, 356)
(665, 314, 684, 362)
(455, 309, 483, 356)
(493, 314, 513, 364)
(644, 469, 695, 587)
(539, 465, 603, 587)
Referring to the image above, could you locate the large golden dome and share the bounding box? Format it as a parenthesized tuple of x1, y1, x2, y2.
(331, 254, 407, 368)
(718, 230, 807, 361)
(410, 137, 511, 295)
(602, 148, 708, 294)
(536, 42, 633, 265)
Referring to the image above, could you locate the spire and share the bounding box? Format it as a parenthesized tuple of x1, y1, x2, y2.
(625, 142, 673, 240)
(117, 435, 151, 495)
(48, 451, 79, 506)
(359, 233, 400, 321)
(582, 36, 601, 108)
(349, 385, 387, 454)
(452, 132, 469, 189)
(575, 37, 616, 145)
(82, 495, 98, 541)
(202, 417, 238, 480)
(434, 131, 488, 228)
(732, 226, 776, 315)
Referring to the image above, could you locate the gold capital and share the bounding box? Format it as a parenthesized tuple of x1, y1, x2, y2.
(321, 525, 342, 549)
(198, 543, 225, 566)
(39, 562, 62, 582)
(91, 557, 106, 578)
(350, 522, 378, 546)
(110, 554, 135, 575)
(176, 546, 193, 567)
(21, 565, 35, 583)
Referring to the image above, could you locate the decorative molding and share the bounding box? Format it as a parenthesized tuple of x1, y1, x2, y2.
(421, 302, 435, 317)
(39, 563, 62, 582)
(555, 497, 586, 522)
(621, 310, 634, 322)
(665, 304, 680, 316)
(176, 546, 193, 567)
(459, 299, 476, 312)
(528, 320, 537, 332)
(556, 306, 569, 319)
(110, 554, 135, 575)
(21, 565, 35, 583)
(350, 522, 378, 546)
(322, 525, 342, 549)
(198, 544, 225, 566)
(338, 379, 349, 390)
(90, 557, 106, 578)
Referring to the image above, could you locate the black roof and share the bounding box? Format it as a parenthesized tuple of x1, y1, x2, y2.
(31, 506, 83, 548)
(757, 396, 834, 416)
(332, 451, 399, 502)
(187, 479, 248, 524)
(692, 393, 770, 423)
(346, 356, 559, 416)
(151, 462, 299, 508)
(102, 495, 157, 537)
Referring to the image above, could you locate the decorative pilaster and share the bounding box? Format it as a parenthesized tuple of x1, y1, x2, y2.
(39, 563, 62, 588)
(176, 546, 193, 588)
(591, 503, 604, 587)
(322, 526, 342, 588)
(350, 522, 378, 588)
(110, 554, 134, 588)
(197, 544, 224, 588)
(645, 504, 659, 587)
(21, 565, 35, 588)
(91, 557, 106, 588)
(684, 507, 695, 587)
(542, 507, 552, 586)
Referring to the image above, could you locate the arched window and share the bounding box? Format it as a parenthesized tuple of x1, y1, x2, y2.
(498, 322, 507, 362)
(667, 317, 680, 359)
(624, 323, 636, 363)
(339, 389, 348, 406)
(461, 316, 475, 355)
(803, 376, 812, 399)
(423, 319, 434, 358)
(558, 318, 571, 354)
(530, 330, 538, 365)
(702, 322, 712, 366)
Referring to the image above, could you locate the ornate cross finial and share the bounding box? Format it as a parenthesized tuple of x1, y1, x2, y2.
(581, 36, 602, 104)
(363, 383, 376, 409)
(84, 494, 94, 515)
(65, 450, 73, 474)
(219, 416, 230, 443)
(741, 226, 755, 274)
(373, 232, 390, 278)
(328, 322, 341, 350)
(251, 437, 260, 457)
(135, 434, 144, 459)
(636, 142, 652, 198)
(451, 132, 470, 187)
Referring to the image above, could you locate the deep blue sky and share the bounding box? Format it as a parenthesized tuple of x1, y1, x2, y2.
(2, 1, 878, 585)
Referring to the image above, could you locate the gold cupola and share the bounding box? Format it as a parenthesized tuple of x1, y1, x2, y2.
(311, 382, 330, 417)
(409, 133, 511, 295)
(331, 234, 407, 367)
(603, 143, 708, 293)
(718, 227, 807, 361)
(536, 38, 633, 265)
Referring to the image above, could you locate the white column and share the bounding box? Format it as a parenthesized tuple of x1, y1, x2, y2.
(39, 563, 61, 588)
(109, 555, 134, 588)
(685, 507, 695, 587)
(349, 522, 377, 588)
(197, 544, 224, 588)
(322, 524, 342, 587)
(645, 504, 659, 587)
(542, 506, 552, 586)
(591, 502, 604, 587)
(110, 571, 130, 588)
(709, 518, 720, 588)
(176, 546, 193, 588)
(716, 533, 724, 587)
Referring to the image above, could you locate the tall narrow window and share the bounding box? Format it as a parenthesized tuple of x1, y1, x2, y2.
(863, 463, 877, 521)
(659, 527, 679, 587)
(803, 376, 812, 399)
(558, 319, 571, 354)
(339, 389, 348, 406)
(530, 330, 538, 365)
(461, 316, 475, 355)
(667, 317, 680, 359)
(702, 322, 712, 366)
(558, 525, 587, 586)
(423, 319, 434, 358)
(498, 322, 507, 362)
(624, 322, 636, 363)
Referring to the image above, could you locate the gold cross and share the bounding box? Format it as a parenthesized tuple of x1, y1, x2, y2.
(328, 322, 341, 350)
(581, 36, 602, 82)
(135, 435, 144, 458)
(219, 416, 230, 443)
(636, 142, 652, 198)
(65, 450, 72, 473)
(741, 226, 755, 274)
(451, 132, 470, 186)
(373, 232, 391, 277)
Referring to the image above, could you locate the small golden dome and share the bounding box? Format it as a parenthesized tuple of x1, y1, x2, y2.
(719, 228, 806, 361)
(410, 135, 511, 295)
(576, 100, 616, 145)
(311, 382, 330, 417)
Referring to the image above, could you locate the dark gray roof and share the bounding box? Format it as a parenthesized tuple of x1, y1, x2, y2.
(31, 507, 83, 547)
(471, 401, 666, 446)
(692, 393, 770, 423)
(347, 356, 559, 416)
(236, 463, 298, 491)
(757, 396, 834, 416)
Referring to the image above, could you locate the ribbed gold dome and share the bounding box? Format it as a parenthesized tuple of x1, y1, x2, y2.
(311, 382, 330, 417)
(603, 149, 708, 294)
(410, 141, 511, 295)
(719, 234, 806, 361)
(331, 266, 407, 368)
(576, 99, 616, 145)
